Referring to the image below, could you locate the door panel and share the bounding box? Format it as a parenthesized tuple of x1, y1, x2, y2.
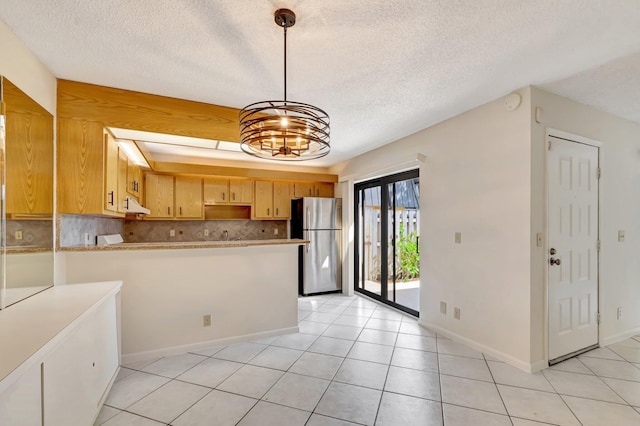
(355, 170, 420, 315)
(548, 135, 599, 361)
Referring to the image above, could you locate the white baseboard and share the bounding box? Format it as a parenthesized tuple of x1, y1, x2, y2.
(419, 320, 545, 373)
(600, 326, 640, 347)
(121, 326, 299, 365)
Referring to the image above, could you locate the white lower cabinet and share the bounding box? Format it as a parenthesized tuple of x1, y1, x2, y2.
(43, 297, 119, 425)
(0, 282, 121, 426)
(0, 362, 41, 426)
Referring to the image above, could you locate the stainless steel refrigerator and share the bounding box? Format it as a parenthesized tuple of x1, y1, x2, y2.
(291, 197, 342, 296)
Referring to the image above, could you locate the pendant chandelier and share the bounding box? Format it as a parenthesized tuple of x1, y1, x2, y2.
(239, 8, 330, 161)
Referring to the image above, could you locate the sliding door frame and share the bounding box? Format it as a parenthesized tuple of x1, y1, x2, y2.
(354, 169, 419, 316)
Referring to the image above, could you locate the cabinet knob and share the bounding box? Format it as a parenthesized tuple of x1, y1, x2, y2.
(168, 206, 171, 215)
(276, 208, 279, 216)
(267, 208, 270, 216)
(232, 193, 236, 201)
(222, 192, 225, 201)
(179, 207, 182, 216)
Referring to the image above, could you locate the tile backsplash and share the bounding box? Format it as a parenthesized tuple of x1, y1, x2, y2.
(59, 214, 288, 246)
(59, 214, 124, 247)
(7, 220, 53, 247)
(124, 220, 287, 242)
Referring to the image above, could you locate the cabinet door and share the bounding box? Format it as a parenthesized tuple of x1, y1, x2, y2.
(254, 181, 273, 218)
(145, 174, 174, 218)
(117, 148, 128, 213)
(57, 119, 105, 214)
(104, 131, 119, 213)
(175, 176, 203, 219)
(43, 297, 119, 426)
(5, 112, 54, 216)
(0, 361, 41, 426)
(273, 181, 291, 219)
(293, 182, 314, 198)
(314, 182, 334, 198)
(127, 157, 141, 199)
(230, 179, 253, 204)
(203, 177, 229, 204)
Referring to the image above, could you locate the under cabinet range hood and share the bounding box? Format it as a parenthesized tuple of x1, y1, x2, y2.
(125, 197, 151, 215)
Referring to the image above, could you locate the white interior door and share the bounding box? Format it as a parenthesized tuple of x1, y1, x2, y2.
(548, 135, 599, 362)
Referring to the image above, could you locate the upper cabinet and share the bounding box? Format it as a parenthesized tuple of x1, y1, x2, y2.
(5, 109, 54, 216)
(57, 121, 132, 216)
(253, 181, 290, 220)
(145, 173, 203, 219)
(292, 181, 334, 198)
(175, 176, 203, 219)
(203, 177, 253, 205)
(126, 157, 142, 200)
(144, 173, 175, 218)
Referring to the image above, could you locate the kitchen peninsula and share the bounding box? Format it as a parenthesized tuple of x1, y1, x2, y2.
(61, 239, 307, 363)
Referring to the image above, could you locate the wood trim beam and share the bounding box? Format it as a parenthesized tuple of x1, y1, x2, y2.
(150, 161, 338, 183)
(57, 80, 241, 142)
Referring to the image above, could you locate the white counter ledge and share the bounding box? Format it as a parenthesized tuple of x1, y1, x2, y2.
(58, 238, 308, 251)
(0, 281, 122, 388)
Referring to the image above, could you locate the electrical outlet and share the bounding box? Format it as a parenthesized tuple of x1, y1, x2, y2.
(618, 230, 625, 242)
(455, 232, 462, 244)
(454, 307, 461, 320)
(204, 229, 209, 236)
(203, 314, 212, 327)
(274, 228, 279, 235)
(440, 301, 447, 314)
(617, 307, 622, 320)
(14, 230, 23, 240)
(169, 229, 176, 237)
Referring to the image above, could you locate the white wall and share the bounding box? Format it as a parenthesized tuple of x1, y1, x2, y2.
(334, 89, 535, 370)
(0, 19, 56, 114)
(530, 88, 640, 353)
(62, 246, 299, 362)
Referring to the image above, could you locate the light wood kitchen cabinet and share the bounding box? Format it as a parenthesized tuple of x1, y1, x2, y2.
(204, 177, 253, 205)
(104, 131, 119, 213)
(5, 111, 54, 217)
(253, 180, 290, 219)
(253, 180, 274, 219)
(203, 177, 229, 204)
(145, 173, 174, 218)
(293, 181, 334, 198)
(314, 182, 334, 197)
(175, 176, 203, 219)
(127, 157, 141, 200)
(273, 181, 291, 218)
(293, 181, 315, 198)
(58, 118, 121, 216)
(117, 148, 128, 213)
(229, 179, 253, 204)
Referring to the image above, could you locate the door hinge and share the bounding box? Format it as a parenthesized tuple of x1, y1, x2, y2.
(596, 168, 601, 179)
(596, 240, 601, 252)
(596, 312, 601, 324)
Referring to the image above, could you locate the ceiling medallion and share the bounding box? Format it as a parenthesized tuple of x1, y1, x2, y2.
(239, 8, 330, 161)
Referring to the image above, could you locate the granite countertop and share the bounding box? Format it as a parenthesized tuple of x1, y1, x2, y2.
(6, 246, 53, 254)
(58, 239, 309, 252)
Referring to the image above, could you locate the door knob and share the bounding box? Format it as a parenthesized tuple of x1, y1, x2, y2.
(549, 258, 561, 266)
(550, 248, 556, 255)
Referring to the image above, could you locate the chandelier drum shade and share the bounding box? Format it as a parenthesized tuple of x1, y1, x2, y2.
(239, 8, 330, 161)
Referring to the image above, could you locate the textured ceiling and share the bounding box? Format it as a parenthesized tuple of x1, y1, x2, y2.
(1, 1, 640, 167)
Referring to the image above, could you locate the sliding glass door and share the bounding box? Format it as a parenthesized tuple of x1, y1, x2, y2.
(355, 170, 420, 315)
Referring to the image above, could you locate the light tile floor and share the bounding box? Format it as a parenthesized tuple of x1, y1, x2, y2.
(97, 293, 640, 425)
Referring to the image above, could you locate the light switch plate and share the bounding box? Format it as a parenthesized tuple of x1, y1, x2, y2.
(440, 301, 447, 315)
(454, 307, 461, 320)
(455, 232, 462, 244)
(204, 229, 209, 236)
(618, 230, 625, 242)
(15, 230, 23, 240)
(169, 229, 176, 237)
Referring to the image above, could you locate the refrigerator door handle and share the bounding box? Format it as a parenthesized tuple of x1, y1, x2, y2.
(306, 207, 310, 230)
(306, 230, 310, 252)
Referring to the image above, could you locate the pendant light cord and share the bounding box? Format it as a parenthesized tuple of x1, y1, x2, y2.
(283, 24, 288, 103)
